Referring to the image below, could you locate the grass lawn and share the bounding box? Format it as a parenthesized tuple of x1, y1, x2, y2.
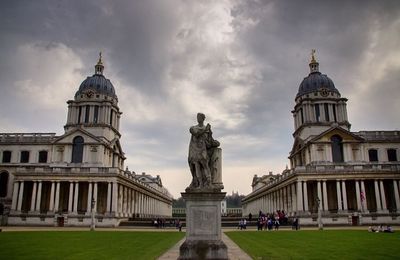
(226, 230, 400, 260)
(0, 231, 185, 260)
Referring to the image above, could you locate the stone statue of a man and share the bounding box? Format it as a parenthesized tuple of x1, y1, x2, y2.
(188, 113, 221, 190)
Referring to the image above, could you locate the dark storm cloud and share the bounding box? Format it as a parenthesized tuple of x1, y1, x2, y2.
(0, 0, 399, 197)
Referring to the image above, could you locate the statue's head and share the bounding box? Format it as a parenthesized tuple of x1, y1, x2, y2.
(197, 113, 206, 124)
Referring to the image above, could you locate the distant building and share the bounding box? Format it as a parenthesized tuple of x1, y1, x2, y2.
(242, 52, 400, 225)
(0, 55, 172, 227)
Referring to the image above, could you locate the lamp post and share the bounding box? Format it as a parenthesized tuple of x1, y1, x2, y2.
(90, 197, 96, 231)
(317, 197, 323, 230)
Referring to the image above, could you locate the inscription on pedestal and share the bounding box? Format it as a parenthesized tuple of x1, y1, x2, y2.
(191, 206, 217, 236)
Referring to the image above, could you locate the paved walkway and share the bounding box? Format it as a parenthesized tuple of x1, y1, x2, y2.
(157, 232, 252, 260)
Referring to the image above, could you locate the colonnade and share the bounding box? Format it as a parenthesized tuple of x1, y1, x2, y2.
(243, 178, 400, 217)
(11, 180, 172, 218)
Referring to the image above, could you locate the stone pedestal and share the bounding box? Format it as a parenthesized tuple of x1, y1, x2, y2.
(179, 191, 228, 260)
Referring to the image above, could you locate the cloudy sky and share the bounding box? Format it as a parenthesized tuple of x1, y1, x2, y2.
(1, 0, 399, 198)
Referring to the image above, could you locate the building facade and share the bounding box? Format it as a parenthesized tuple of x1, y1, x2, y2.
(0, 55, 172, 227)
(242, 52, 400, 225)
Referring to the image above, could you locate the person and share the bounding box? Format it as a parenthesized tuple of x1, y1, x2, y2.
(243, 219, 247, 230)
(249, 213, 252, 222)
(384, 225, 394, 233)
(188, 113, 220, 189)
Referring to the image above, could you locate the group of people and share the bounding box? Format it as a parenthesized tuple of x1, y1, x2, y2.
(368, 225, 394, 233)
(254, 210, 290, 231)
(237, 219, 247, 230)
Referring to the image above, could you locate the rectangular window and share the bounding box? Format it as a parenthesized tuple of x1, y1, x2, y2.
(333, 104, 337, 122)
(110, 109, 113, 125)
(94, 106, 99, 123)
(387, 149, 397, 162)
(300, 108, 304, 124)
(85, 105, 90, 123)
(2, 151, 11, 163)
(368, 149, 378, 162)
(315, 104, 320, 122)
(20, 151, 30, 163)
(324, 103, 330, 121)
(78, 106, 82, 124)
(38, 151, 48, 163)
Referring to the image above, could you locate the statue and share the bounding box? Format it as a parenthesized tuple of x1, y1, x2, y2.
(187, 113, 222, 190)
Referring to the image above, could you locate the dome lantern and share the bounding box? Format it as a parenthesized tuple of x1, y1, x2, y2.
(309, 49, 319, 73)
(95, 52, 104, 75)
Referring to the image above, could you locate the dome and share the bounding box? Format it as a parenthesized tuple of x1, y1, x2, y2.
(296, 71, 339, 97)
(75, 74, 117, 98)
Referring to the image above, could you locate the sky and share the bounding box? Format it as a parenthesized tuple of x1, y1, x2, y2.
(1, 0, 400, 198)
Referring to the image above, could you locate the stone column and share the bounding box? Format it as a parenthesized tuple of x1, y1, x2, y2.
(123, 186, 127, 217)
(379, 180, 387, 212)
(73, 182, 79, 214)
(303, 181, 309, 212)
(336, 180, 342, 211)
(322, 180, 328, 211)
(342, 180, 348, 211)
(16, 181, 25, 211)
(297, 181, 303, 212)
(30, 181, 37, 212)
(132, 190, 136, 217)
(93, 182, 98, 213)
(374, 180, 382, 211)
(87, 182, 93, 214)
(393, 180, 400, 212)
(360, 180, 368, 212)
(49, 181, 55, 212)
(118, 184, 123, 216)
(68, 182, 74, 213)
(112, 182, 118, 214)
(54, 181, 60, 213)
(317, 181, 322, 211)
(35, 181, 42, 211)
(355, 180, 362, 211)
(292, 183, 297, 214)
(127, 188, 131, 217)
(106, 182, 112, 214)
(11, 182, 19, 210)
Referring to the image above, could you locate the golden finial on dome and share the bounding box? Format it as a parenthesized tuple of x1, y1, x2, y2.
(311, 49, 317, 63)
(95, 51, 104, 75)
(97, 51, 103, 65)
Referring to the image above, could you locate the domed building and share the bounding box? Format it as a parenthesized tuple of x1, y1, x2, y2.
(242, 51, 400, 226)
(0, 54, 172, 227)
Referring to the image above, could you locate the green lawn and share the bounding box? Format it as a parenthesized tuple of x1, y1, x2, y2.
(226, 230, 400, 260)
(0, 231, 185, 260)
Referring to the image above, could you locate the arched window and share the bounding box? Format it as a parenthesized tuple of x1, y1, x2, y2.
(331, 135, 344, 163)
(0, 172, 9, 197)
(71, 136, 84, 163)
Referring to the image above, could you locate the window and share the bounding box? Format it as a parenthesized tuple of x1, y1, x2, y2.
(333, 104, 337, 122)
(300, 108, 304, 124)
(78, 106, 82, 123)
(315, 104, 320, 122)
(331, 135, 344, 163)
(0, 172, 9, 197)
(387, 149, 397, 162)
(324, 103, 330, 121)
(2, 151, 11, 163)
(110, 109, 113, 125)
(38, 151, 48, 163)
(84, 105, 90, 123)
(20, 151, 30, 163)
(71, 136, 84, 163)
(94, 106, 99, 123)
(368, 149, 378, 162)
